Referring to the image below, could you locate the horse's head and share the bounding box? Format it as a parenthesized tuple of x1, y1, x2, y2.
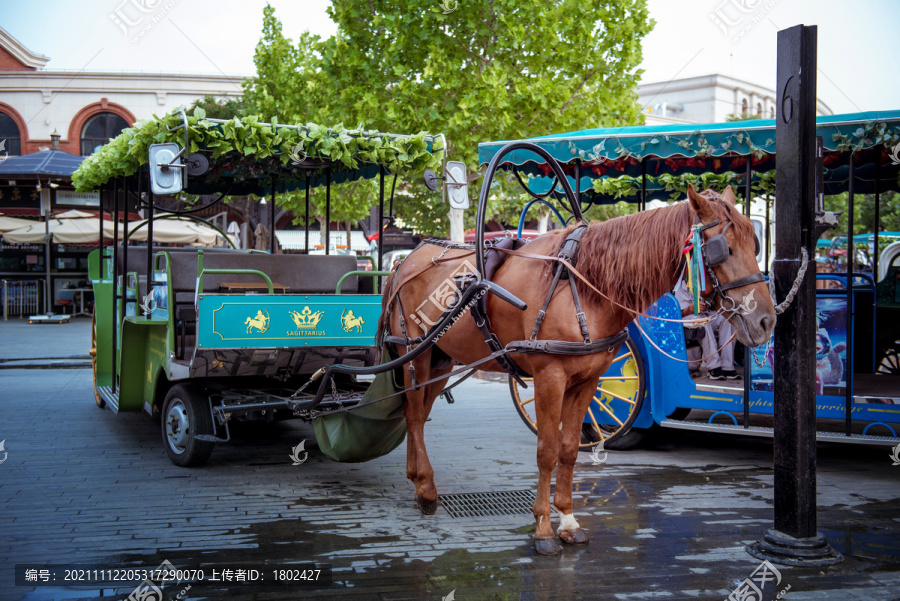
(687, 184, 776, 346)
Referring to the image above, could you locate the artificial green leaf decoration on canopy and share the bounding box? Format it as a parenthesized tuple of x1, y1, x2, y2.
(73, 107, 444, 196)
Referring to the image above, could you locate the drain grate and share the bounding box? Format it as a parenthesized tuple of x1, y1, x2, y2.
(439, 489, 536, 518)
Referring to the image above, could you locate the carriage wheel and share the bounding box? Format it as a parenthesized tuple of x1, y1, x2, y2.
(509, 336, 646, 451)
(162, 384, 215, 467)
(90, 312, 105, 409)
(877, 341, 900, 375)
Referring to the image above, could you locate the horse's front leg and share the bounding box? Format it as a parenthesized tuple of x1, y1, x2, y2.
(554, 377, 600, 546)
(532, 372, 566, 555)
(403, 354, 448, 515)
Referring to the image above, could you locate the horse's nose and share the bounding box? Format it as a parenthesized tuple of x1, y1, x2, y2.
(759, 313, 776, 336)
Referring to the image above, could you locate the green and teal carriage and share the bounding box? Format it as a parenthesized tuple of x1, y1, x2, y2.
(77, 109, 445, 466)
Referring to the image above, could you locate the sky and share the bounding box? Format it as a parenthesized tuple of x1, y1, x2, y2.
(0, 0, 897, 115)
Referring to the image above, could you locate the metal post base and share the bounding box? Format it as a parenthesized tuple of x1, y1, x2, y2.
(747, 528, 843, 567)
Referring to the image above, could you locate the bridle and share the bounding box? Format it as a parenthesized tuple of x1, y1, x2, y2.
(689, 203, 765, 315)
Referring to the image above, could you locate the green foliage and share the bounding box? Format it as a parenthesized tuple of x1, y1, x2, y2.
(189, 95, 251, 120)
(241, 1, 654, 234)
(725, 112, 761, 122)
(824, 191, 900, 236)
(71, 107, 443, 218)
(585, 201, 639, 221)
(591, 169, 777, 201)
(830, 119, 900, 154)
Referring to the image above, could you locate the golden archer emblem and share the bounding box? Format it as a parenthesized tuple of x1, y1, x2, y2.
(341, 308, 365, 333)
(245, 309, 270, 334)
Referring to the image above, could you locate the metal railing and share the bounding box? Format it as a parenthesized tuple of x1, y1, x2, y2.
(2, 280, 40, 319)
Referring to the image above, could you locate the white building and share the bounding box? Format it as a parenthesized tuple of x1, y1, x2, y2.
(0, 26, 243, 157)
(638, 73, 833, 125)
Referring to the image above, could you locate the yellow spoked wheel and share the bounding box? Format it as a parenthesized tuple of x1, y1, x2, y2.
(91, 311, 105, 409)
(510, 335, 646, 450)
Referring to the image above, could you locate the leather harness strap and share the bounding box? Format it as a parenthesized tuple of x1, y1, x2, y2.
(507, 329, 629, 355)
(382, 233, 630, 385)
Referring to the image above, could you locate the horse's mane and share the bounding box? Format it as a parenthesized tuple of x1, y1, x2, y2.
(552, 201, 693, 313)
(551, 190, 757, 313)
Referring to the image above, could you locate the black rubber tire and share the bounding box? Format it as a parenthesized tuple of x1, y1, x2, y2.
(90, 312, 105, 409)
(510, 335, 647, 451)
(877, 341, 900, 375)
(581, 422, 651, 450)
(161, 384, 215, 467)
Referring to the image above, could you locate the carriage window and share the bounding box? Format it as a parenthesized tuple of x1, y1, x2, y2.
(752, 219, 764, 263)
(0, 112, 22, 156)
(80, 113, 129, 156)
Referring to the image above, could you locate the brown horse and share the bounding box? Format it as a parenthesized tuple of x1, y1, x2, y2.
(380, 185, 776, 555)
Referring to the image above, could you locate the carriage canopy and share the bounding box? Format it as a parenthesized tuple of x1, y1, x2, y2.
(73, 108, 445, 196)
(478, 110, 900, 203)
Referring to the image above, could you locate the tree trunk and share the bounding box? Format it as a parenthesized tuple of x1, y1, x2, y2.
(318, 216, 328, 253)
(538, 211, 550, 234)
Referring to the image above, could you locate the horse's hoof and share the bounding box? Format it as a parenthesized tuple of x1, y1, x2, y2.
(558, 528, 589, 545)
(415, 494, 438, 515)
(534, 537, 563, 555)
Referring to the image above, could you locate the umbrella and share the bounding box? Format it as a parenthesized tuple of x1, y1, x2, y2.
(54, 209, 95, 219)
(2, 214, 119, 244)
(0, 213, 38, 234)
(124, 215, 226, 247)
(254, 223, 270, 251)
(227, 221, 241, 248)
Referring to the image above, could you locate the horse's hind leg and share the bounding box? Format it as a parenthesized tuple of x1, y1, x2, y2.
(554, 377, 599, 546)
(403, 352, 450, 515)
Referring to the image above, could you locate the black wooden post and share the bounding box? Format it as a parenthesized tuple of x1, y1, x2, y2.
(111, 179, 119, 394)
(305, 175, 310, 254)
(640, 158, 647, 212)
(378, 166, 385, 274)
(325, 171, 331, 255)
(748, 24, 841, 566)
(270, 181, 276, 254)
(846, 154, 856, 435)
(743, 158, 752, 428)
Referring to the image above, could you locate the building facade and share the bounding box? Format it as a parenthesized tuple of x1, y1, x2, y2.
(638, 73, 833, 125)
(0, 27, 243, 159)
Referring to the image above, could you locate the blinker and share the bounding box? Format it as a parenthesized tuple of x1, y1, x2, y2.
(704, 234, 730, 266)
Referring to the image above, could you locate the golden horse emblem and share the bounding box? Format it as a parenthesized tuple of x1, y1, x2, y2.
(244, 309, 270, 334)
(341, 308, 365, 333)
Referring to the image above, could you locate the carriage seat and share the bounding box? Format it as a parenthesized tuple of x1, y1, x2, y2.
(117, 247, 360, 297)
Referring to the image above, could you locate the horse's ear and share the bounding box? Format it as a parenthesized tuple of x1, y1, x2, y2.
(687, 184, 715, 221)
(721, 186, 736, 205)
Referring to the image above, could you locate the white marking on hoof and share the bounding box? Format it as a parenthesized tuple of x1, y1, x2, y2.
(557, 512, 580, 534)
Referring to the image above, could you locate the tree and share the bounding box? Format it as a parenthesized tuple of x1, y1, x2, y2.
(242, 1, 654, 236)
(189, 95, 251, 121)
(725, 112, 760, 122)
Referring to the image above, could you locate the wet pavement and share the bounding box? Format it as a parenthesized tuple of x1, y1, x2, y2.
(1, 317, 899, 600)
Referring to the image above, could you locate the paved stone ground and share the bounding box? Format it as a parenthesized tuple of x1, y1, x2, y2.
(1, 317, 899, 600)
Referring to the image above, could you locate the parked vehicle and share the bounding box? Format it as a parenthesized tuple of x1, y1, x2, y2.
(78, 108, 445, 466)
(479, 110, 900, 448)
